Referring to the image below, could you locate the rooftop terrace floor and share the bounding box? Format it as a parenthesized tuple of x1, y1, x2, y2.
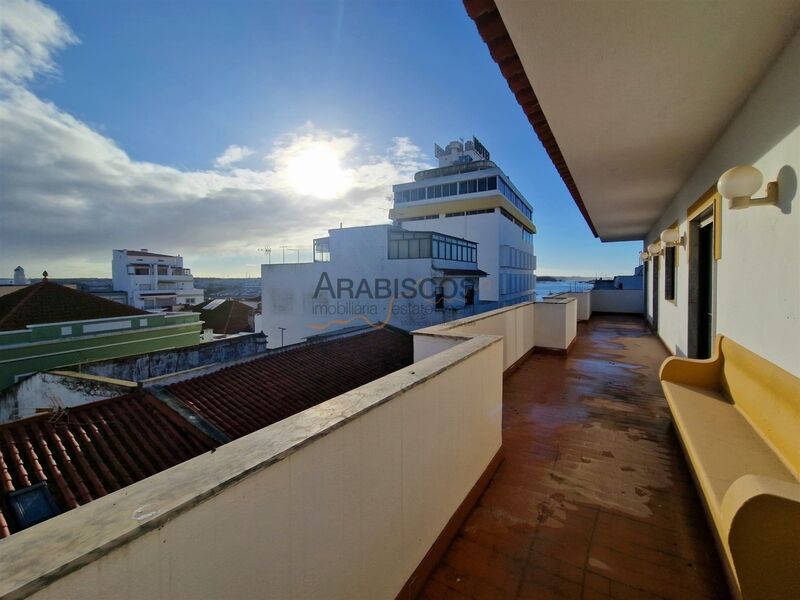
(420, 315, 729, 600)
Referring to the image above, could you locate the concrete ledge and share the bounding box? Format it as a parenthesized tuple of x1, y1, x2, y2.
(0, 333, 503, 600)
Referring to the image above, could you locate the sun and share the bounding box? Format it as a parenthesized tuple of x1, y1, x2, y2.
(284, 143, 352, 199)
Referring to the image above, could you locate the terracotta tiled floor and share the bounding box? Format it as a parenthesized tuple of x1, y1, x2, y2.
(419, 315, 729, 600)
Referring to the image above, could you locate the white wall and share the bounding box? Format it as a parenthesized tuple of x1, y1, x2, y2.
(646, 31, 800, 375)
(2, 333, 503, 600)
(413, 302, 535, 371)
(560, 291, 592, 320)
(0, 372, 135, 423)
(262, 226, 483, 346)
(591, 289, 644, 314)
(403, 212, 503, 301)
(534, 298, 577, 351)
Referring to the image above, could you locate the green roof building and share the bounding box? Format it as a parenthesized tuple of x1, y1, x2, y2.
(0, 281, 203, 390)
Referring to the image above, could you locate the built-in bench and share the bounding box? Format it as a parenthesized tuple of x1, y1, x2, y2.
(659, 336, 800, 600)
(660, 336, 800, 599)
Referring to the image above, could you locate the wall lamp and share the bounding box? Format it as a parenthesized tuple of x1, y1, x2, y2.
(717, 165, 779, 209)
(647, 242, 662, 256)
(660, 228, 685, 247)
(639, 250, 650, 261)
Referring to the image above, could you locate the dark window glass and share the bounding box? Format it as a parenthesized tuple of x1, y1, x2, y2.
(487, 176, 497, 190)
(665, 246, 676, 300)
(459, 181, 469, 194)
(420, 239, 432, 258)
(450, 182, 458, 196)
(469, 180, 478, 193)
(427, 186, 435, 198)
(478, 178, 487, 192)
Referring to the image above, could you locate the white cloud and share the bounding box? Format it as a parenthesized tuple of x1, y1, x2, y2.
(0, 0, 77, 83)
(0, 1, 431, 277)
(214, 144, 254, 168)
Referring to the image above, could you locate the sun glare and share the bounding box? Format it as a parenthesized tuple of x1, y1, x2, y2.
(284, 143, 352, 199)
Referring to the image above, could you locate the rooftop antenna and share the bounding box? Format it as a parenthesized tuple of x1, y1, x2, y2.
(258, 246, 272, 264)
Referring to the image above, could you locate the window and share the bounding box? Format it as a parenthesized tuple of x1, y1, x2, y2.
(487, 176, 497, 190)
(478, 178, 487, 192)
(664, 246, 676, 301)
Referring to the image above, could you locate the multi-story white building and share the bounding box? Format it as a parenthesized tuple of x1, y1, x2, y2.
(112, 249, 204, 311)
(390, 137, 536, 303)
(261, 224, 486, 346)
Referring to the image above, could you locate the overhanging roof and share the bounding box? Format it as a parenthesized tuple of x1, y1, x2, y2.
(465, 0, 800, 241)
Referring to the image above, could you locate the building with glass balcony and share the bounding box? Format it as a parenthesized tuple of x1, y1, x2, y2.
(391, 137, 536, 304)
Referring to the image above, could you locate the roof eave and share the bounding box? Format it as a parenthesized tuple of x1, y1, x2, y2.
(463, 0, 599, 238)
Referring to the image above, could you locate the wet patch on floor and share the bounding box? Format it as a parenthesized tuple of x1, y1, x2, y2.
(420, 315, 729, 600)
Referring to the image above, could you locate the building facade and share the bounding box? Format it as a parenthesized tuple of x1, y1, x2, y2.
(0, 282, 204, 390)
(390, 138, 536, 303)
(112, 249, 204, 310)
(261, 224, 486, 346)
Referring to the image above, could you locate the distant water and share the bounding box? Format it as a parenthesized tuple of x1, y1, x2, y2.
(535, 280, 593, 300)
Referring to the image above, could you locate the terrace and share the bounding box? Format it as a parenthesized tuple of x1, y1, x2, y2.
(418, 315, 727, 599)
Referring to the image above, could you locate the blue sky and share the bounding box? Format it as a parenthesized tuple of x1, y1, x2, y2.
(1, 0, 640, 278)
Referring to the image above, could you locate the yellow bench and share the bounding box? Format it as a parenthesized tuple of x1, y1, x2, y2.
(659, 336, 800, 600)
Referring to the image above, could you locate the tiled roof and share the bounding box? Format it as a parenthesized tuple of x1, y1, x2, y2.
(0, 281, 148, 332)
(166, 328, 413, 440)
(0, 327, 412, 537)
(193, 299, 253, 335)
(0, 393, 217, 538)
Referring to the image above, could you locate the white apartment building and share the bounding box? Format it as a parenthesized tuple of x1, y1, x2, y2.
(391, 137, 536, 303)
(261, 225, 486, 346)
(112, 249, 204, 311)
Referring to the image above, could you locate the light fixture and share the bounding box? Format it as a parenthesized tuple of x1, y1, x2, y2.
(660, 228, 685, 247)
(647, 242, 662, 256)
(717, 165, 779, 209)
(639, 250, 650, 261)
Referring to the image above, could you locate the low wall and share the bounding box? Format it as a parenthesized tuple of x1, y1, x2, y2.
(0, 332, 503, 600)
(413, 302, 535, 371)
(534, 298, 578, 351)
(591, 289, 644, 314)
(77, 333, 267, 381)
(556, 291, 591, 321)
(0, 371, 136, 423)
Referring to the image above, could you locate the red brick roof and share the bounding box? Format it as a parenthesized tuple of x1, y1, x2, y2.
(193, 299, 253, 335)
(0, 393, 217, 538)
(0, 281, 148, 332)
(166, 328, 413, 440)
(0, 327, 412, 537)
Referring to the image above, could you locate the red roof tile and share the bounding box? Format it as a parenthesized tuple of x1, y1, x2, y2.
(0, 281, 148, 332)
(0, 327, 412, 537)
(0, 393, 217, 537)
(166, 328, 413, 440)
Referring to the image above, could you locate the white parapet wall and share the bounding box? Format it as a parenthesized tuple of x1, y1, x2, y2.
(413, 302, 535, 371)
(555, 291, 591, 321)
(534, 297, 578, 352)
(0, 328, 504, 600)
(591, 289, 644, 314)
